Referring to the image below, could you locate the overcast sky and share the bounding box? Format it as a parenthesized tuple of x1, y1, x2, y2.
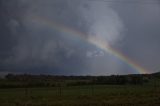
(0, 0, 160, 75)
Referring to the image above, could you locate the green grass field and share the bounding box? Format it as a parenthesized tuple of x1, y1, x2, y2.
(0, 85, 160, 106)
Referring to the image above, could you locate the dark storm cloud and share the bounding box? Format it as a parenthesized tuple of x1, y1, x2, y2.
(0, 0, 93, 75)
(0, 0, 20, 69)
(0, 0, 160, 75)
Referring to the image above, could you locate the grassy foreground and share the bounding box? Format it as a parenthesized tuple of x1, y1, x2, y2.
(0, 85, 160, 106)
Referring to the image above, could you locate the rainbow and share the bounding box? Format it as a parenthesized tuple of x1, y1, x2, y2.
(28, 16, 149, 74)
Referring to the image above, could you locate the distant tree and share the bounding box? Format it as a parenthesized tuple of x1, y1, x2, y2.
(5, 73, 15, 80)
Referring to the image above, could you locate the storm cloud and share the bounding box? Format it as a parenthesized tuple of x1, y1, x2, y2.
(0, 0, 160, 75)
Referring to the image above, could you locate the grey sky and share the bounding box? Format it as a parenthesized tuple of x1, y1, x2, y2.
(0, 0, 160, 75)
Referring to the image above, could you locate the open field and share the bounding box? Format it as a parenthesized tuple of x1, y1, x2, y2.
(0, 85, 160, 106)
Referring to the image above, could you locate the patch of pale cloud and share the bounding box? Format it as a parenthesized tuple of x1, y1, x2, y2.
(86, 50, 104, 58)
(79, 1, 124, 45)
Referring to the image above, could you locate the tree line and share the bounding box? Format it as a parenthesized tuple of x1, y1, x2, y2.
(0, 72, 159, 88)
